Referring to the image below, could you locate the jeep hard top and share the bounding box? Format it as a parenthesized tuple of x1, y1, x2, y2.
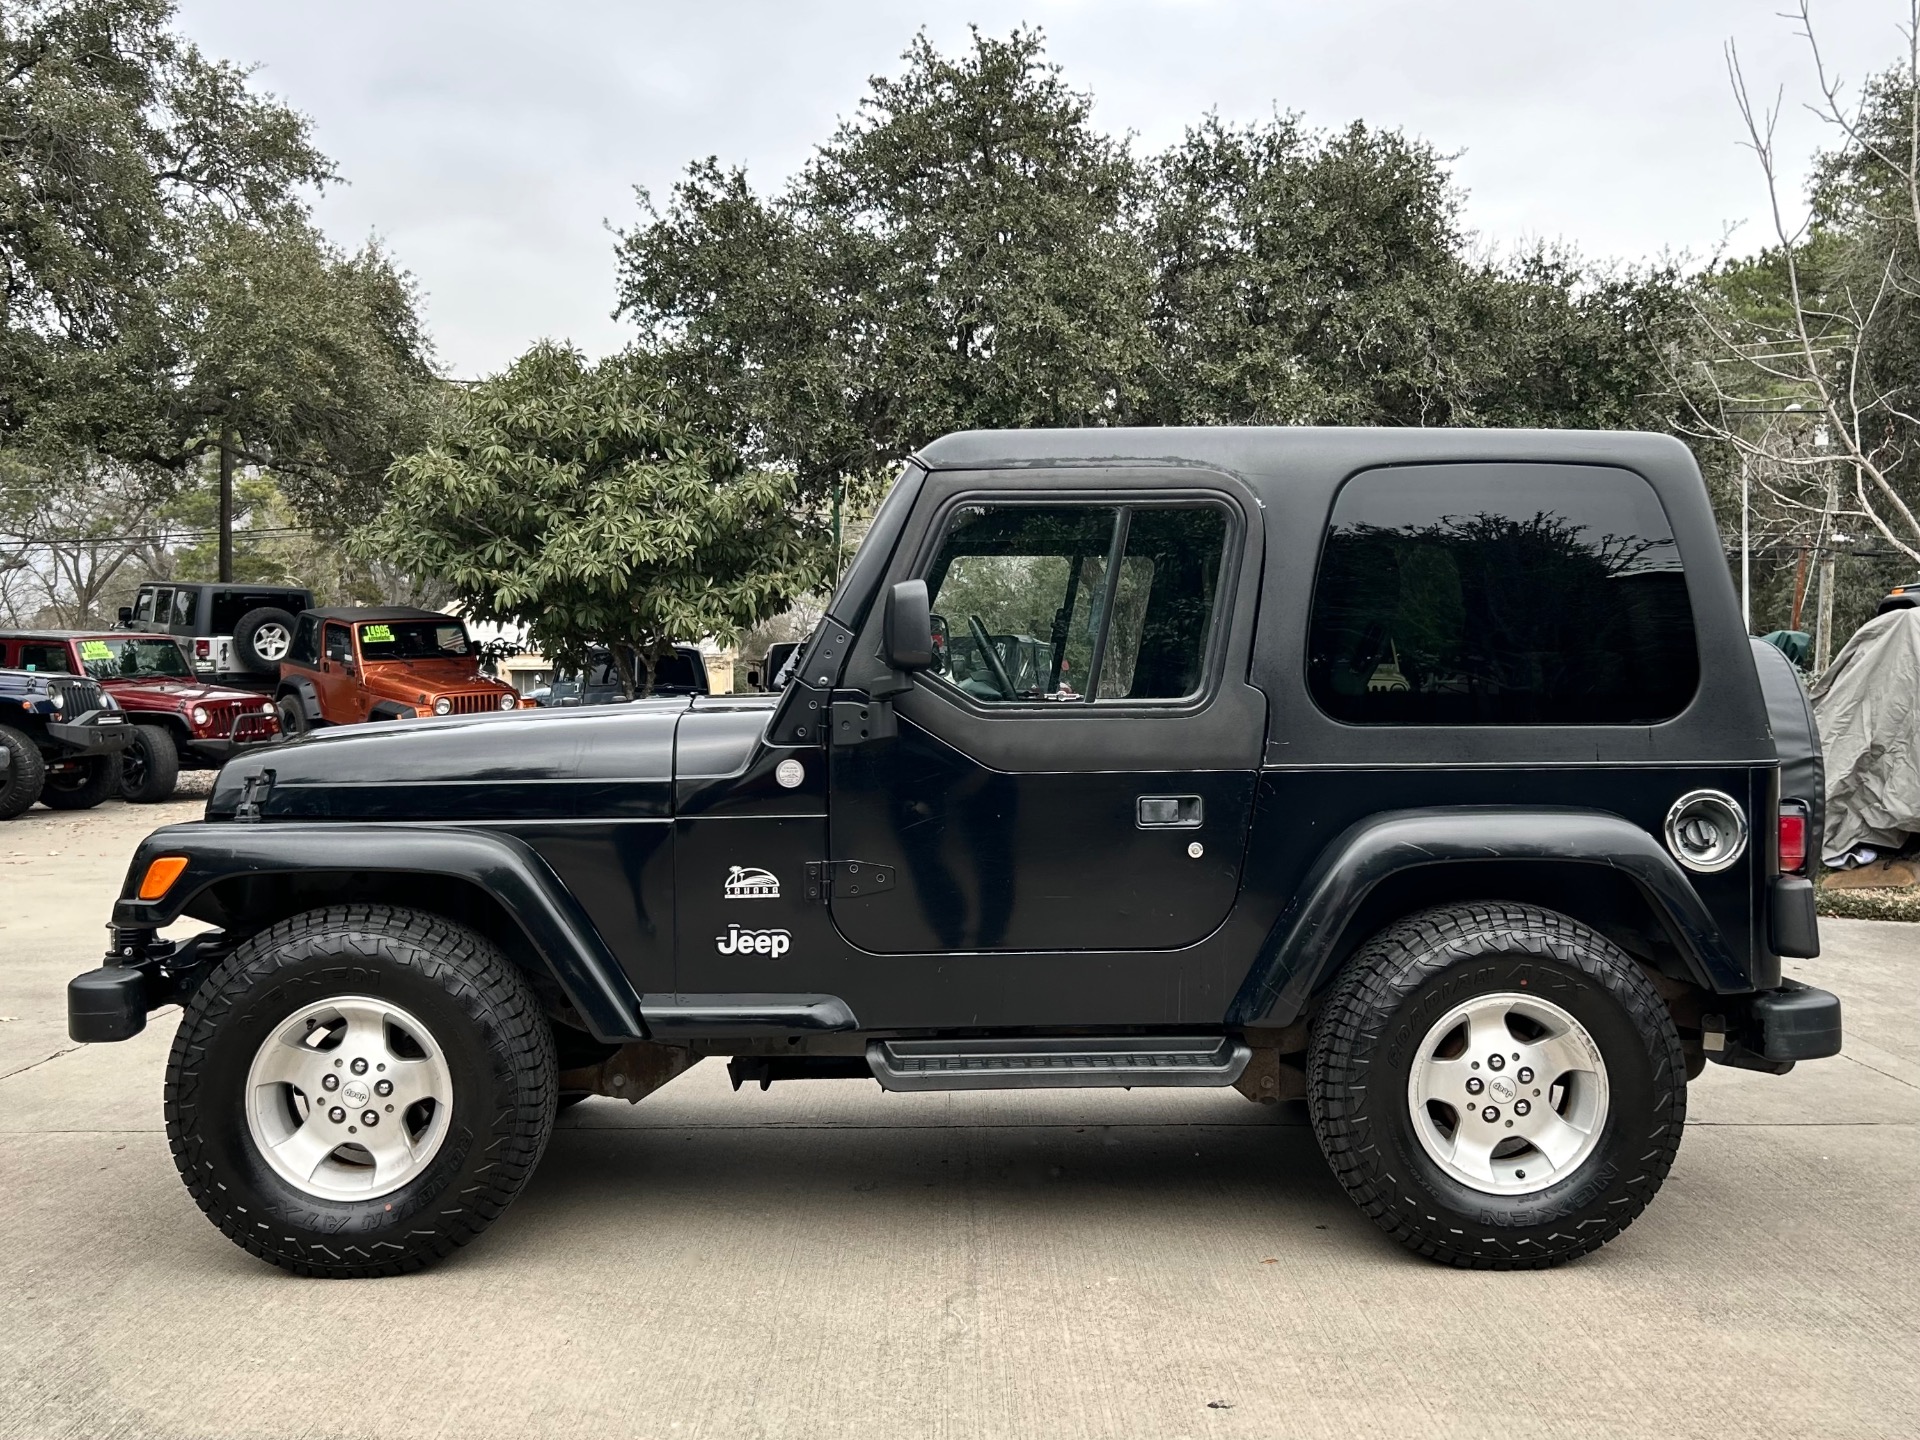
(69, 428, 1840, 1277)
(272, 607, 524, 735)
(125, 581, 315, 689)
(0, 631, 278, 803)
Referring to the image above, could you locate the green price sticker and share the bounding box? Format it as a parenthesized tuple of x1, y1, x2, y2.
(362, 624, 394, 643)
(80, 640, 114, 661)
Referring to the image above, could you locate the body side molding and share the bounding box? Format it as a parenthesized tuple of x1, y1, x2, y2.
(1230, 806, 1746, 1027)
(112, 822, 646, 1041)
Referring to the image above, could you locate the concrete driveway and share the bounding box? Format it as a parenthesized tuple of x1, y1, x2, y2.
(2, 794, 1916, 1440)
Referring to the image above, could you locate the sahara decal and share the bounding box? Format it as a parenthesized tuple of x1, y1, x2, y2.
(716, 926, 791, 957)
(723, 865, 780, 900)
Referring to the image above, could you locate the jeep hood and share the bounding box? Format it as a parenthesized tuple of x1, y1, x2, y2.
(207, 700, 690, 821)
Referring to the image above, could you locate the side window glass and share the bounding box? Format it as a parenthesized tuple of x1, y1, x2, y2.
(152, 588, 174, 629)
(133, 589, 155, 624)
(921, 502, 1230, 707)
(172, 589, 197, 627)
(926, 505, 1115, 703)
(323, 624, 350, 663)
(289, 616, 319, 665)
(20, 643, 74, 673)
(1307, 464, 1700, 725)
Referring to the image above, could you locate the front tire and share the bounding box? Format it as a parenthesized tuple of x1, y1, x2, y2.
(274, 693, 309, 737)
(165, 906, 557, 1277)
(119, 724, 181, 803)
(37, 754, 121, 809)
(0, 725, 46, 820)
(1307, 902, 1685, 1269)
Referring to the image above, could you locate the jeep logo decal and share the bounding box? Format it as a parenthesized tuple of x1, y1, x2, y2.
(716, 925, 791, 957)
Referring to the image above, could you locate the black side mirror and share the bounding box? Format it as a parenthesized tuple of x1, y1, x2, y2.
(117, 606, 133, 626)
(884, 580, 934, 670)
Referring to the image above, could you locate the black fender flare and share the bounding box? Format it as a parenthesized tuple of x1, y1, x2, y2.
(1229, 806, 1745, 1028)
(112, 822, 646, 1041)
(275, 677, 323, 723)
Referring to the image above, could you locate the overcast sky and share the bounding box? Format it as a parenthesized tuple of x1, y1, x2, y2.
(175, 0, 1899, 379)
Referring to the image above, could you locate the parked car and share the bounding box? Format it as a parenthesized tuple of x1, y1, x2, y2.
(122, 581, 316, 692)
(536, 645, 711, 706)
(70, 426, 1837, 1277)
(272, 607, 527, 734)
(0, 631, 278, 803)
(0, 666, 131, 818)
(1875, 581, 1920, 615)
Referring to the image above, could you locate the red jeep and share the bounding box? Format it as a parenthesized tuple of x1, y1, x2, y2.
(0, 631, 278, 803)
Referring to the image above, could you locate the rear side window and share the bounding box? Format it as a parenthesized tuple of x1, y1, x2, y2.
(1308, 464, 1698, 725)
(289, 616, 319, 665)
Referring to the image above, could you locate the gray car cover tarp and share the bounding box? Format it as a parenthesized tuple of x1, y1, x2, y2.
(1812, 608, 1920, 863)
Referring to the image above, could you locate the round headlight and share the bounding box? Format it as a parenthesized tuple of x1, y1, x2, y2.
(47, 691, 63, 713)
(260, 701, 274, 714)
(191, 706, 210, 726)
(1664, 790, 1749, 873)
(433, 697, 453, 716)
(499, 693, 518, 711)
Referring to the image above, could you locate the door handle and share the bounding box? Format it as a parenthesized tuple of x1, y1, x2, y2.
(1136, 795, 1203, 828)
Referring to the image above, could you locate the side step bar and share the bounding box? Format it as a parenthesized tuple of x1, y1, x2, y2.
(867, 1036, 1251, 1092)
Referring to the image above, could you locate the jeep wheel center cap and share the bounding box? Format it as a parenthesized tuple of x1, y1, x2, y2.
(1488, 1075, 1517, 1104)
(341, 1079, 371, 1107)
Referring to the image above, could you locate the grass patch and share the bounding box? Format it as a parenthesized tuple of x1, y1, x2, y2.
(1816, 887, 1920, 922)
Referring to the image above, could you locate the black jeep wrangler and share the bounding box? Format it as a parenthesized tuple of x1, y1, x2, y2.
(68, 429, 1840, 1276)
(0, 667, 131, 819)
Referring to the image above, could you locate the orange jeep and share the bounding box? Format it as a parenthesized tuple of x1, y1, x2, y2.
(272, 607, 527, 734)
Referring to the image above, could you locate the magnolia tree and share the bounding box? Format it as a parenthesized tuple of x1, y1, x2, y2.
(364, 344, 834, 698)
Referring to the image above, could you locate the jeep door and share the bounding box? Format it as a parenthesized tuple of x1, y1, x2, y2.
(317, 623, 363, 720)
(827, 471, 1268, 955)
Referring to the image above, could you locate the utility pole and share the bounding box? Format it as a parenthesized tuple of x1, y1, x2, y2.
(217, 422, 235, 584)
(1814, 554, 1836, 673)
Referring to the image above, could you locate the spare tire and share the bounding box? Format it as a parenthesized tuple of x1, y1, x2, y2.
(233, 608, 297, 674)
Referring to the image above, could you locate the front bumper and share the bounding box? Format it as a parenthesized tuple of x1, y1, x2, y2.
(46, 711, 131, 755)
(68, 933, 218, 1042)
(1705, 978, 1842, 1073)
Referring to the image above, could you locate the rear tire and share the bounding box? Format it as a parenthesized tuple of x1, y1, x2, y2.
(274, 693, 309, 737)
(37, 753, 121, 809)
(0, 725, 45, 820)
(234, 608, 297, 674)
(118, 724, 180, 803)
(165, 905, 557, 1277)
(1307, 902, 1685, 1269)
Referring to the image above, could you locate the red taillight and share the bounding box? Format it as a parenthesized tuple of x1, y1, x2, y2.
(1778, 804, 1809, 875)
(195, 639, 211, 658)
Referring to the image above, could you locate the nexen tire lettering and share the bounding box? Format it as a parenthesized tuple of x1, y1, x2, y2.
(716, 925, 791, 957)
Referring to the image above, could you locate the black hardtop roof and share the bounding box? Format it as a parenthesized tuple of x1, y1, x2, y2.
(912, 426, 1696, 491)
(138, 580, 311, 593)
(304, 606, 461, 624)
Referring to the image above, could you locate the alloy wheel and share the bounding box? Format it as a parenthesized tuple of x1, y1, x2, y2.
(1406, 990, 1611, 1195)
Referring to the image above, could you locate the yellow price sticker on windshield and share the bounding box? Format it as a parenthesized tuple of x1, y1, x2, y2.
(362, 624, 394, 643)
(80, 640, 114, 661)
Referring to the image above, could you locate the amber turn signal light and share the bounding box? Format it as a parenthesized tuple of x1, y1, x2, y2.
(137, 855, 190, 900)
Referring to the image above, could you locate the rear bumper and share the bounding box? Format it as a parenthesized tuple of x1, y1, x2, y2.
(1706, 978, 1842, 1072)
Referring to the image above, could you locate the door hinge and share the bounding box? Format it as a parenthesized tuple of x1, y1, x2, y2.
(829, 698, 898, 746)
(805, 860, 897, 902)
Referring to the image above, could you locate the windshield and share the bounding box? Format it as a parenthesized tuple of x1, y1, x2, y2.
(77, 636, 192, 680)
(356, 620, 471, 661)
